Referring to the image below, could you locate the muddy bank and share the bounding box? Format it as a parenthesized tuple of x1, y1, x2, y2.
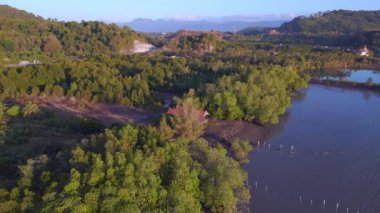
(310, 78, 380, 91)
(203, 118, 271, 148)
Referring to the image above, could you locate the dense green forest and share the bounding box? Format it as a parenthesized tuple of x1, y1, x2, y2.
(0, 61, 154, 107)
(0, 121, 250, 212)
(202, 65, 308, 123)
(163, 31, 224, 55)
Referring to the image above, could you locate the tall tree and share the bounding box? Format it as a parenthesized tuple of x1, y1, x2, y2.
(171, 89, 207, 141)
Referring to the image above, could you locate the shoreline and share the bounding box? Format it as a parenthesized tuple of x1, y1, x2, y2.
(310, 78, 380, 91)
(203, 118, 271, 148)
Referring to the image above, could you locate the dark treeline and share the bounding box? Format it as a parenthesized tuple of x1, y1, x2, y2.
(257, 32, 380, 55)
(220, 36, 380, 71)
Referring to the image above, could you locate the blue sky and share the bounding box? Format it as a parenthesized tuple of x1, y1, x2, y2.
(1, 0, 379, 22)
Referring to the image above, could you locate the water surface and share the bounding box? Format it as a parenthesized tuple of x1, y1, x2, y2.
(244, 85, 380, 213)
(320, 69, 380, 84)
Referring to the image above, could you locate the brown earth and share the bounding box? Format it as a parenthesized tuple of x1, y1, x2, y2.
(204, 118, 271, 148)
(15, 96, 161, 125)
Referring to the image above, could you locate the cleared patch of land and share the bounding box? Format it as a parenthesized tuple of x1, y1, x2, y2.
(204, 119, 270, 147)
(16, 96, 161, 125)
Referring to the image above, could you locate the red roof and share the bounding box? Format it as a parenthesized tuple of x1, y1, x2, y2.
(167, 106, 209, 122)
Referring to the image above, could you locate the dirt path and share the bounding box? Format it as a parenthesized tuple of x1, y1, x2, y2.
(16, 96, 161, 125)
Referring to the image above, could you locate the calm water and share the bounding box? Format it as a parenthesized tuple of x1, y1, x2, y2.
(321, 69, 380, 84)
(244, 85, 380, 213)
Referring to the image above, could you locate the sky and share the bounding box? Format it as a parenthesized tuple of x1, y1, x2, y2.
(1, 0, 380, 22)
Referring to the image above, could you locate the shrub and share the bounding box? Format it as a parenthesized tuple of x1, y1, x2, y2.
(6, 105, 20, 117)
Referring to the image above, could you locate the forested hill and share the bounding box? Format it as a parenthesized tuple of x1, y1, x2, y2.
(0, 4, 43, 20)
(279, 10, 380, 33)
(0, 5, 143, 59)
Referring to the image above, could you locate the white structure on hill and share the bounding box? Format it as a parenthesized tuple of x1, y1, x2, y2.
(128, 40, 158, 54)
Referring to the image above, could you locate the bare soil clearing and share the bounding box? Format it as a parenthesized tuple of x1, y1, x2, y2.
(204, 118, 270, 146)
(16, 96, 160, 125)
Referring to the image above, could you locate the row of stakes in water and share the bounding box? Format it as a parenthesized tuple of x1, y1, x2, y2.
(253, 180, 361, 213)
(257, 140, 295, 154)
(254, 142, 362, 212)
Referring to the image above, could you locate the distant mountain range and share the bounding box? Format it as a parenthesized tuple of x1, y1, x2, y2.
(124, 18, 287, 33)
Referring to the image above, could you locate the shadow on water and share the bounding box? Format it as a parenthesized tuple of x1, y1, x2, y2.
(264, 88, 308, 139)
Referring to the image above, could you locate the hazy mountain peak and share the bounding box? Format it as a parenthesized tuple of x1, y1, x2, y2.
(126, 16, 290, 33)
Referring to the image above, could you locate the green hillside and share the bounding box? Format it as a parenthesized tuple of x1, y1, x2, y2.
(0, 5, 142, 60)
(279, 10, 380, 33)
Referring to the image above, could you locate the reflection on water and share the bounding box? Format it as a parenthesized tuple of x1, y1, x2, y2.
(244, 85, 380, 213)
(320, 69, 380, 84)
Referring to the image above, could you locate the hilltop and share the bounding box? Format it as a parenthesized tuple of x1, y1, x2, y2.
(0, 4, 43, 20)
(162, 31, 225, 55)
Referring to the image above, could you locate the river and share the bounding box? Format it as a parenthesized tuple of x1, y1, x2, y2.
(244, 82, 380, 212)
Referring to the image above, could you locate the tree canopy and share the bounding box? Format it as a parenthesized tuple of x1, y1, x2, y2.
(0, 124, 250, 212)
